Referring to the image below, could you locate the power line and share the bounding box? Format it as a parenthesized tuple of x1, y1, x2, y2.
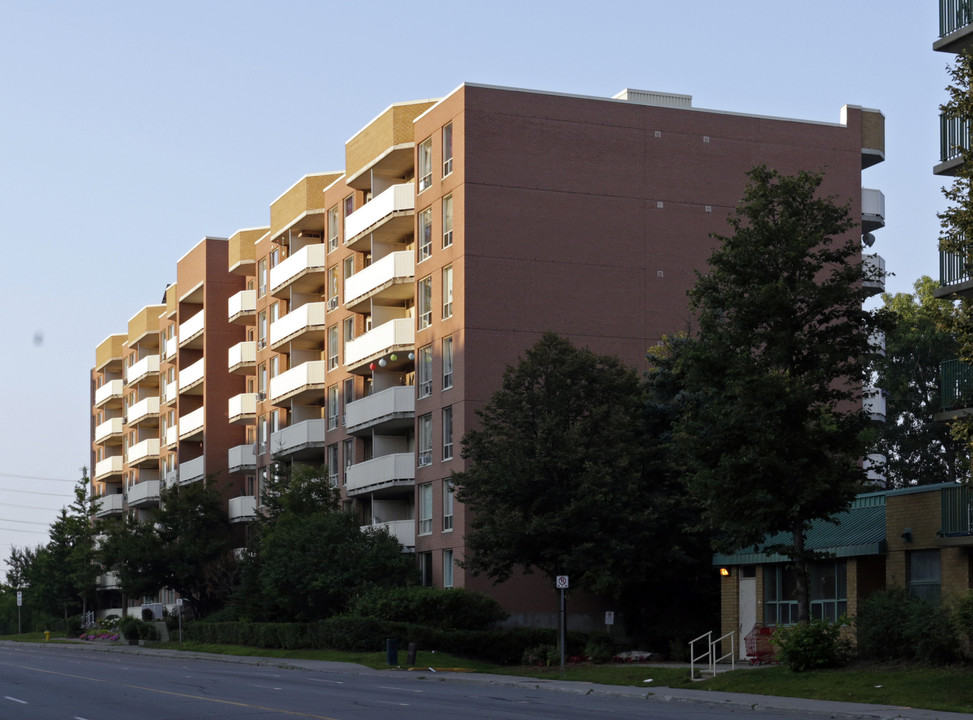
(0, 517, 53, 527)
(0, 487, 77, 499)
(0, 472, 79, 484)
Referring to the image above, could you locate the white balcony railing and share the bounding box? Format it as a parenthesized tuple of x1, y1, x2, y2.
(126, 355, 159, 385)
(179, 309, 205, 347)
(344, 251, 414, 307)
(344, 183, 416, 240)
(863, 253, 886, 295)
(864, 387, 887, 422)
(861, 187, 885, 230)
(270, 361, 327, 403)
(128, 438, 160, 465)
(271, 419, 326, 456)
(344, 318, 415, 367)
(228, 289, 256, 321)
(270, 244, 327, 295)
(94, 494, 125, 517)
(270, 302, 327, 346)
(127, 396, 160, 425)
(97, 572, 121, 590)
(346, 453, 416, 495)
(178, 456, 205, 484)
(165, 380, 177, 402)
(165, 336, 177, 360)
(228, 341, 256, 371)
(362, 519, 416, 548)
(94, 379, 124, 406)
(179, 358, 205, 391)
(94, 417, 124, 444)
(228, 393, 257, 422)
(345, 386, 415, 433)
(228, 495, 257, 523)
(165, 424, 178, 447)
(128, 480, 161, 506)
(94, 455, 123, 479)
(228, 443, 257, 471)
(179, 406, 205, 438)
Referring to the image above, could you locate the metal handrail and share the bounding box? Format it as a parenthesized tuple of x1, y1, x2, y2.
(689, 630, 711, 679)
(690, 629, 736, 678)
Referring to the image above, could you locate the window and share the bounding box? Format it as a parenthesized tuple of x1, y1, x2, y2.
(343, 316, 355, 345)
(418, 345, 433, 397)
(442, 336, 453, 389)
(419, 551, 433, 586)
(418, 277, 432, 330)
(418, 207, 432, 262)
(257, 258, 268, 297)
(257, 362, 267, 395)
(442, 406, 453, 460)
(258, 310, 267, 349)
(418, 413, 432, 466)
(269, 301, 280, 324)
(442, 195, 453, 248)
(327, 444, 339, 487)
(328, 205, 340, 251)
(908, 550, 942, 605)
(343, 255, 354, 280)
(419, 483, 433, 535)
(342, 438, 354, 484)
(327, 325, 339, 370)
(269, 355, 279, 379)
(343, 377, 354, 411)
(443, 548, 454, 588)
(442, 265, 453, 319)
(764, 561, 847, 625)
(344, 194, 354, 220)
(418, 137, 432, 192)
(442, 123, 453, 177)
(270, 246, 280, 268)
(327, 266, 339, 311)
(258, 416, 268, 454)
(328, 385, 339, 429)
(443, 479, 454, 531)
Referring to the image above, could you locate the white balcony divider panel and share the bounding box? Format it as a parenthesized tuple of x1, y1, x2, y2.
(165, 336, 177, 359)
(165, 425, 178, 447)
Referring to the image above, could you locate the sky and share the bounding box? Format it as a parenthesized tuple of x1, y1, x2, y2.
(0, 0, 951, 574)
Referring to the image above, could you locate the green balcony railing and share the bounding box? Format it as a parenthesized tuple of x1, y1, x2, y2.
(940, 358, 973, 412)
(940, 249, 972, 287)
(940, 0, 973, 38)
(941, 113, 971, 163)
(941, 485, 973, 536)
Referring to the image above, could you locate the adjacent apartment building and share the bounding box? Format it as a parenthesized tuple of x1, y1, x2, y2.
(91, 83, 886, 623)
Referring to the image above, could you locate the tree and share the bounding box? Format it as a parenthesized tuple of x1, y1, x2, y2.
(671, 166, 885, 624)
(454, 332, 709, 636)
(873, 277, 967, 486)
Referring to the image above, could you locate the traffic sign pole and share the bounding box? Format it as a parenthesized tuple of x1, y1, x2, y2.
(555, 576, 569, 675)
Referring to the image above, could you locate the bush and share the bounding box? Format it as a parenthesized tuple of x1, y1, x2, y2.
(584, 633, 615, 664)
(347, 587, 508, 630)
(773, 619, 849, 672)
(906, 604, 959, 665)
(118, 616, 158, 642)
(953, 591, 973, 654)
(522, 644, 558, 666)
(66, 616, 82, 638)
(856, 588, 960, 665)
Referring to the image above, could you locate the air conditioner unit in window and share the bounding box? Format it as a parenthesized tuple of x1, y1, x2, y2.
(256, 392, 266, 401)
(328, 297, 339, 311)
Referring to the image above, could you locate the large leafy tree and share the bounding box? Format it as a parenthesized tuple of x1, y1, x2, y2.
(454, 332, 709, 635)
(672, 166, 885, 624)
(873, 277, 966, 486)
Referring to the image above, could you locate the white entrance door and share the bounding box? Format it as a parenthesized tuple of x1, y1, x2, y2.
(738, 576, 756, 659)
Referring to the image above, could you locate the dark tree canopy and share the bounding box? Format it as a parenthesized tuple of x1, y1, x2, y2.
(670, 166, 885, 623)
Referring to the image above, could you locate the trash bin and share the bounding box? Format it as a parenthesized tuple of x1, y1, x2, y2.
(386, 637, 399, 666)
(44, 631, 50, 642)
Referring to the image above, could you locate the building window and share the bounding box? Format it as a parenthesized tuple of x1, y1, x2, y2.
(419, 551, 433, 586)
(258, 258, 268, 297)
(442, 195, 453, 248)
(269, 355, 279, 379)
(418, 137, 432, 192)
(442, 336, 453, 389)
(257, 362, 267, 395)
(763, 561, 847, 625)
(418, 345, 433, 398)
(418, 413, 432, 467)
(442, 406, 453, 460)
(443, 479, 454, 531)
(327, 267, 339, 311)
(327, 325, 339, 370)
(344, 194, 354, 219)
(328, 385, 339, 429)
(908, 550, 942, 605)
(443, 548, 454, 588)
(343, 255, 354, 280)
(418, 277, 432, 330)
(342, 438, 354, 485)
(328, 205, 340, 251)
(343, 316, 355, 345)
(258, 415, 268, 454)
(442, 265, 453, 319)
(418, 207, 433, 262)
(442, 123, 453, 177)
(258, 310, 267, 349)
(419, 483, 433, 535)
(327, 444, 339, 487)
(343, 377, 354, 410)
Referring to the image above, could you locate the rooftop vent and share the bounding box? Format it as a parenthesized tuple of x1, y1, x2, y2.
(613, 88, 692, 108)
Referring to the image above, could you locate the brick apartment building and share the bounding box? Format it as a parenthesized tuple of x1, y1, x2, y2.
(91, 83, 886, 624)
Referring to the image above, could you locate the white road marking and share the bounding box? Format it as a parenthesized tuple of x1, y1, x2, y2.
(4, 696, 27, 704)
(308, 678, 344, 684)
(378, 686, 423, 693)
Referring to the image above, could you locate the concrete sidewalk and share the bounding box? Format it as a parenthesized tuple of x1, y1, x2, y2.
(11, 641, 971, 720)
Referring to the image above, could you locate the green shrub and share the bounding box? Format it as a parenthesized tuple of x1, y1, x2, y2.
(521, 644, 558, 666)
(773, 619, 849, 672)
(856, 588, 960, 665)
(66, 616, 82, 638)
(584, 633, 615, 663)
(118, 616, 158, 642)
(906, 604, 959, 665)
(347, 587, 508, 630)
(953, 590, 973, 652)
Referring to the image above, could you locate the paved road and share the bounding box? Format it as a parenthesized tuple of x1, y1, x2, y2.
(0, 641, 966, 720)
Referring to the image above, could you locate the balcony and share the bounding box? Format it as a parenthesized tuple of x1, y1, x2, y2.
(937, 359, 973, 421)
(362, 519, 415, 548)
(127, 396, 160, 426)
(344, 251, 415, 312)
(128, 438, 160, 467)
(178, 455, 205, 484)
(270, 419, 326, 460)
(861, 188, 885, 232)
(863, 387, 886, 422)
(941, 485, 973, 540)
(228, 443, 257, 472)
(179, 309, 205, 349)
(270, 361, 327, 406)
(94, 379, 124, 407)
(345, 318, 415, 372)
(179, 406, 205, 440)
(179, 358, 205, 394)
(270, 302, 327, 350)
(228, 340, 257, 374)
(270, 244, 326, 298)
(345, 386, 415, 436)
(862, 254, 885, 296)
(97, 572, 121, 590)
(937, 250, 973, 298)
(165, 424, 178, 448)
(935, 0, 973, 54)
(94, 455, 123, 481)
(94, 493, 125, 518)
(344, 183, 416, 251)
(229, 393, 258, 424)
(164, 336, 177, 360)
(228, 289, 256, 325)
(863, 453, 886, 485)
(128, 480, 161, 507)
(94, 417, 124, 445)
(346, 453, 415, 497)
(228, 495, 257, 523)
(126, 355, 160, 386)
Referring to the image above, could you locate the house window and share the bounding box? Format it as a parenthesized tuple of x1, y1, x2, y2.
(258, 258, 268, 297)
(327, 325, 339, 370)
(418, 345, 433, 398)
(418, 207, 433, 262)
(443, 548, 454, 588)
(328, 385, 339, 429)
(763, 561, 847, 625)
(442, 195, 453, 248)
(908, 550, 941, 605)
(327, 267, 339, 311)
(418, 276, 432, 330)
(342, 438, 354, 485)
(419, 483, 433, 535)
(442, 406, 453, 460)
(418, 137, 432, 192)
(442, 265, 453, 319)
(418, 413, 432, 467)
(327, 444, 339, 487)
(443, 479, 454, 531)
(442, 336, 453, 389)
(442, 123, 453, 177)
(328, 205, 340, 251)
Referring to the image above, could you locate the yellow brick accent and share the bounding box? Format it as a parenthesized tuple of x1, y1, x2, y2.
(228, 227, 267, 274)
(127, 305, 166, 346)
(95, 334, 126, 371)
(345, 101, 437, 183)
(165, 283, 178, 319)
(270, 174, 342, 237)
(861, 109, 885, 159)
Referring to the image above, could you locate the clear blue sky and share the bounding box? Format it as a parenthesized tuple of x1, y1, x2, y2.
(0, 0, 948, 572)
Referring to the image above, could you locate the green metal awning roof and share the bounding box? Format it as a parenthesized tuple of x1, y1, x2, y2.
(713, 491, 887, 565)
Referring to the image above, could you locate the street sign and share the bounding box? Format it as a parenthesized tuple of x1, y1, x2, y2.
(605, 611, 614, 626)
(555, 575, 569, 589)
(16, 591, 22, 607)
